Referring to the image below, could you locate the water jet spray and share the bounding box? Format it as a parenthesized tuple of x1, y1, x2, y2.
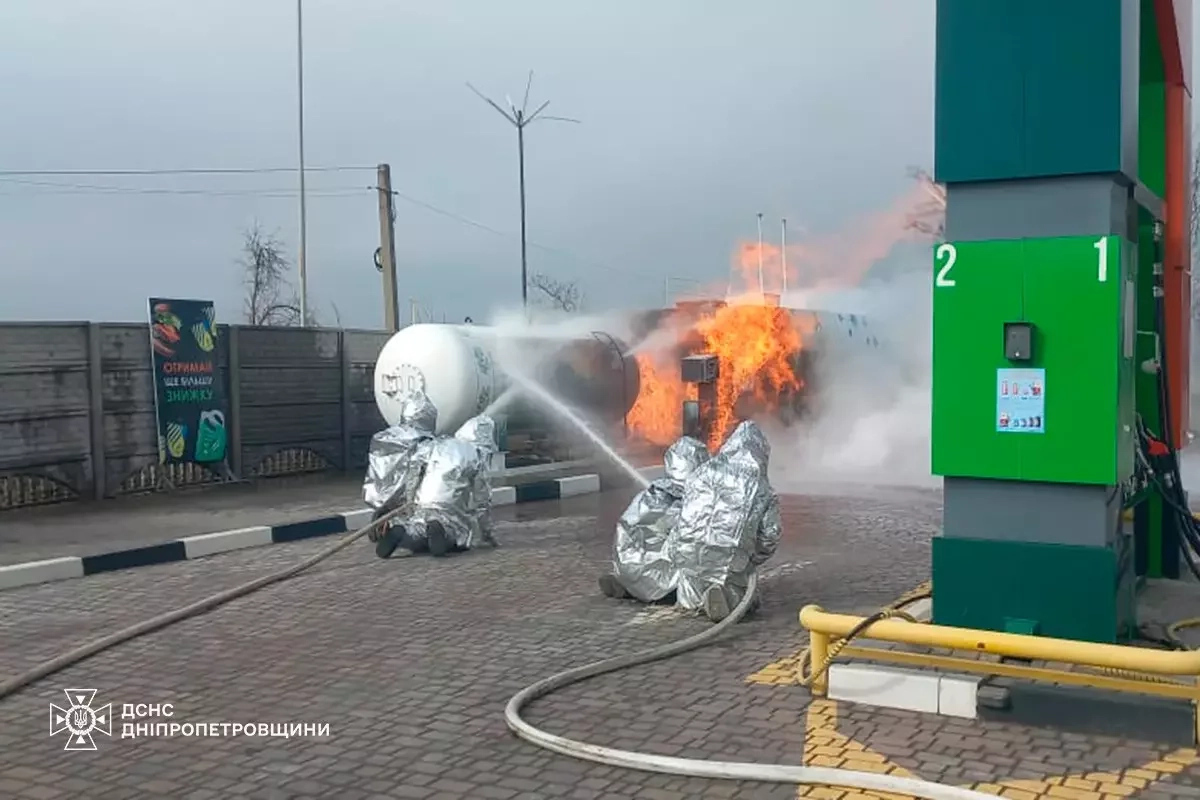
(374, 323, 639, 436)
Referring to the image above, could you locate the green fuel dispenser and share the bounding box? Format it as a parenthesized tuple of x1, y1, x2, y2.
(928, 0, 1190, 643)
(930, 235, 1139, 642)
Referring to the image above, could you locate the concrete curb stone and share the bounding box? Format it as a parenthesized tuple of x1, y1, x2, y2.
(0, 469, 641, 592)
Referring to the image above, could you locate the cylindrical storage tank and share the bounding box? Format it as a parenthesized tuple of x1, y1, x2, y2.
(373, 324, 641, 435)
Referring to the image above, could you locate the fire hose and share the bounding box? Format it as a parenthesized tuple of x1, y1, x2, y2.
(1, 516, 997, 800)
(505, 572, 1001, 800)
(0, 507, 409, 700)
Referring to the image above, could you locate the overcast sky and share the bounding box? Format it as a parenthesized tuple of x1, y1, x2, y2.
(0, 2, 1017, 327)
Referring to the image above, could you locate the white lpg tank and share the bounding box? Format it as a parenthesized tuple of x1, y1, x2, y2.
(798, 291, 910, 392)
(373, 323, 640, 435)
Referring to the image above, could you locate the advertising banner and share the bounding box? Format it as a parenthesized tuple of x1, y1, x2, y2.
(147, 298, 228, 464)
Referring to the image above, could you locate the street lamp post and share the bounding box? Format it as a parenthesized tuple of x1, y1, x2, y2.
(756, 212, 767, 295)
(467, 72, 578, 311)
(296, 0, 309, 324)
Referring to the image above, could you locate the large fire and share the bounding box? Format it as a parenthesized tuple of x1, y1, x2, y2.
(625, 247, 815, 449)
(624, 181, 937, 450)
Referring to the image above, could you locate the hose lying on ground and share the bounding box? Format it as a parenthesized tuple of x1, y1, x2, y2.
(0, 506, 407, 701)
(506, 575, 1003, 800)
(4, 519, 993, 799)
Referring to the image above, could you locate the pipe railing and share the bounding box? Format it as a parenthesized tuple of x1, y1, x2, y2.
(798, 605, 1200, 697)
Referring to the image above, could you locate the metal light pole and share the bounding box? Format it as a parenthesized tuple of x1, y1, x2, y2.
(780, 218, 788, 295)
(517, 120, 528, 308)
(467, 72, 578, 311)
(756, 212, 765, 294)
(296, 0, 309, 324)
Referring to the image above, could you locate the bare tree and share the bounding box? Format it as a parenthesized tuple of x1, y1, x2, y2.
(905, 166, 946, 239)
(240, 224, 318, 326)
(529, 271, 582, 312)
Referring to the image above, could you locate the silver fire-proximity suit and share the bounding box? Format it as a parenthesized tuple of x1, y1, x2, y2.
(363, 392, 440, 541)
(602, 436, 711, 602)
(448, 414, 501, 548)
(363, 390, 498, 557)
(670, 420, 783, 620)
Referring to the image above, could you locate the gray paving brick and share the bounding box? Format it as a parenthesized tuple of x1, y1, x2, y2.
(1, 486, 1197, 800)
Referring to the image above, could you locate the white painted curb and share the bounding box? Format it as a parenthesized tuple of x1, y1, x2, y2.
(490, 486, 517, 506)
(0, 470, 617, 592)
(181, 526, 273, 560)
(0, 557, 84, 590)
(339, 509, 375, 531)
(558, 473, 602, 498)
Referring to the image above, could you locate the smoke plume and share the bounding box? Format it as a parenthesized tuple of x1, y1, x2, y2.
(767, 255, 938, 491)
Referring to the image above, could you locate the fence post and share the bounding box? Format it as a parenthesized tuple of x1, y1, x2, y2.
(340, 330, 352, 472)
(227, 325, 244, 479)
(86, 322, 106, 501)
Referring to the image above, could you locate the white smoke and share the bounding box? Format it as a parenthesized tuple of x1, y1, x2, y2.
(474, 306, 630, 383)
(767, 264, 939, 491)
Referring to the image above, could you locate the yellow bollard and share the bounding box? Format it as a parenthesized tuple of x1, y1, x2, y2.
(809, 629, 830, 696)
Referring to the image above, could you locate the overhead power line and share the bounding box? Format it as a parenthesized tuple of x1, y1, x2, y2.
(0, 177, 366, 197)
(376, 184, 645, 278)
(0, 171, 645, 278)
(0, 170, 676, 284)
(0, 166, 375, 177)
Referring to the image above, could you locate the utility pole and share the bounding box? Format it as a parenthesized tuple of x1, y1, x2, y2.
(376, 164, 400, 332)
(467, 72, 579, 312)
(296, 0, 309, 324)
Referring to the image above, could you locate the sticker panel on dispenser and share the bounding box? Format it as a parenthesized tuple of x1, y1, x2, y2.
(996, 368, 1046, 434)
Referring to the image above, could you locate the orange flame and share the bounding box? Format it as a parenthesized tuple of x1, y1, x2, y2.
(626, 186, 930, 450)
(626, 291, 813, 450)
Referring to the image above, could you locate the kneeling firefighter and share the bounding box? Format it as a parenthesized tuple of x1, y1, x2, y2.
(363, 390, 500, 559)
(598, 436, 710, 603)
(599, 421, 781, 622)
(671, 419, 782, 622)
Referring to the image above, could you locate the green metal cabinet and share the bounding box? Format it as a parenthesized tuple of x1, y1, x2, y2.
(930, 236, 1138, 643)
(931, 235, 1136, 486)
(935, 0, 1135, 184)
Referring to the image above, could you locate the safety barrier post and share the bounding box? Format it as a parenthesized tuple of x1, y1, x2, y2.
(809, 629, 830, 696)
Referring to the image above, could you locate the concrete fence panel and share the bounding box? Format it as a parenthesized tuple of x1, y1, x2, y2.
(235, 326, 344, 477)
(0, 321, 394, 511)
(0, 323, 92, 506)
(344, 329, 390, 470)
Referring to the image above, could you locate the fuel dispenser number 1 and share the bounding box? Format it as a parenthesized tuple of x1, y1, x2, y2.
(1094, 236, 1108, 282)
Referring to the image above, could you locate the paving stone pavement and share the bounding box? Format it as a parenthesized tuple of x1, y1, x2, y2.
(0, 485, 1198, 800)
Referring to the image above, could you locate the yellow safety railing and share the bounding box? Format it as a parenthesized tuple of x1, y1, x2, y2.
(797, 605, 1200, 716)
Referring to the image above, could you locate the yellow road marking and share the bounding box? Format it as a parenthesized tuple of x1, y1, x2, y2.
(794, 698, 1198, 800)
(748, 652, 805, 686)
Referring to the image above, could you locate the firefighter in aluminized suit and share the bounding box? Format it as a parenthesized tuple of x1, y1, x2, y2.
(364, 391, 498, 559)
(670, 419, 783, 621)
(598, 435, 711, 604)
